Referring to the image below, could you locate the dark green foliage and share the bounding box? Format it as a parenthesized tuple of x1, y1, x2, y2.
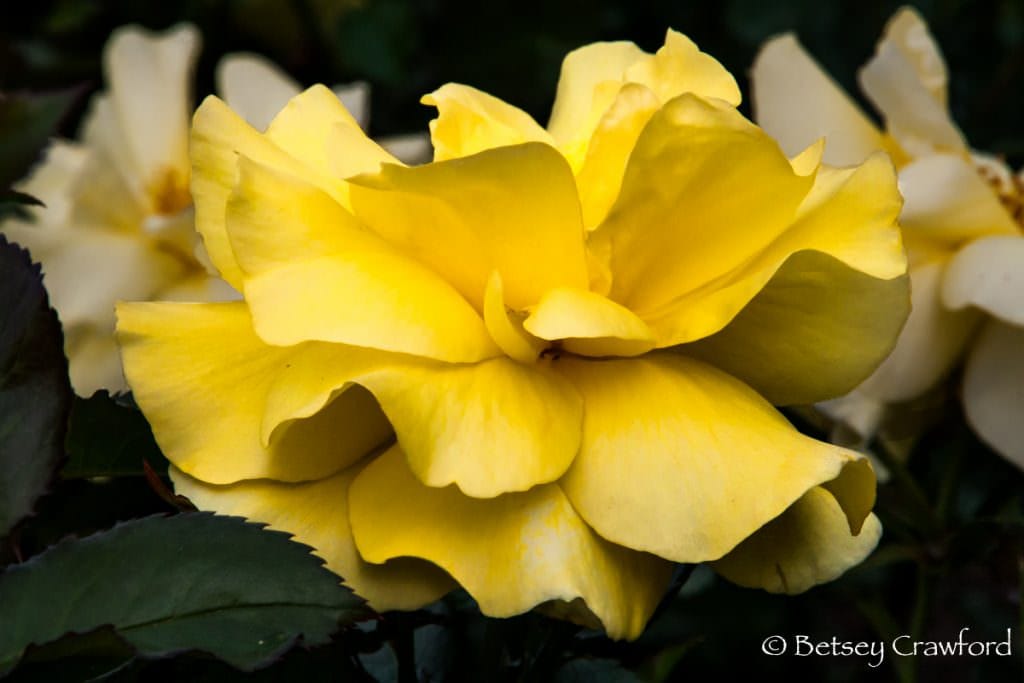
(0, 89, 79, 198)
(63, 391, 169, 478)
(0, 237, 71, 537)
(0, 513, 369, 676)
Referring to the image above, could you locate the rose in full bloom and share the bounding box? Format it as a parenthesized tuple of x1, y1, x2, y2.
(117, 30, 908, 638)
(3, 24, 427, 394)
(753, 8, 1024, 466)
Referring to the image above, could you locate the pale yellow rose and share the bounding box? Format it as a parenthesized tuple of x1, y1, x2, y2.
(753, 7, 1024, 467)
(3, 24, 429, 395)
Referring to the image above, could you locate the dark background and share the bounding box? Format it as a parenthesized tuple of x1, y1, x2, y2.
(2, 2, 1024, 681)
(3, 0, 1024, 161)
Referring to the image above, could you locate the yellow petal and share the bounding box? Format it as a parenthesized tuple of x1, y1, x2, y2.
(116, 302, 391, 484)
(751, 34, 885, 166)
(858, 9, 966, 157)
(349, 142, 589, 311)
(422, 83, 553, 161)
(684, 251, 909, 406)
(781, 153, 906, 279)
(547, 40, 647, 149)
(171, 465, 455, 610)
(941, 235, 1024, 325)
(226, 156, 498, 362)
(256, 347, 582, 497)
(789, 138, 825, 176)
(325, 120, 404, 185)
(591, 93, 813, 318)
(244, 257, 499, 362)
(711, 487, 882, 594)
(859, 259, 981, 402)
(557, 353, 876, 563)
(190, 96, 345, 289)
(623, 29, 741, 107)
(483, 271, 546, 364)
(358, 357, 583, 497)
(523, 287, 655, 357)
(349, 447, 673, 640)
(549, 31, 739, 174)
(575, 83, 661, 228)
(257, 342, 393, 446)
(898, 154, 1019, 249)
(104, 24, 198, 204)
(224, 155, 375, 274)
(216, 52, 301, 132)
(962, 320, 1024, 468)
(640, 151, 906, 350)
(264, 85, 391, 178)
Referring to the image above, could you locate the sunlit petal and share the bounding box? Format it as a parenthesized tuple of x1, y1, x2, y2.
(357, 358, 583, 497)
(524, 287, 655, 357)
(349, 142, 589, 311)
(423, 83, 552, 161)
(226, 155, 497, 361)
(190, 95, 346, 288)
(592, 94, 812, 318)
(117, 302, 391, 484)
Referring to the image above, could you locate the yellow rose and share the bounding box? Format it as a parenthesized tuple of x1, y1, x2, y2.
(752, 8, 1024, 466)
(3, 24, 427, 395)
(117, 30, 907, 638)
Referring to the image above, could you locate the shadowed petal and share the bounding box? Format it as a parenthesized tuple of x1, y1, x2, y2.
(349, 447, 673, 640)
(859, 260, 981, 402)
(712, 487, 882, 593)
(942, 235, 1024, 325)
(962, 321, 1024, 468)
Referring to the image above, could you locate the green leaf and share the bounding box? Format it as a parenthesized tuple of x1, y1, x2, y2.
(63, 392, 169, 478)
(0, 236, 71, 537)
(0, 89, 80, 190)
(0, 513, 370, 675)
